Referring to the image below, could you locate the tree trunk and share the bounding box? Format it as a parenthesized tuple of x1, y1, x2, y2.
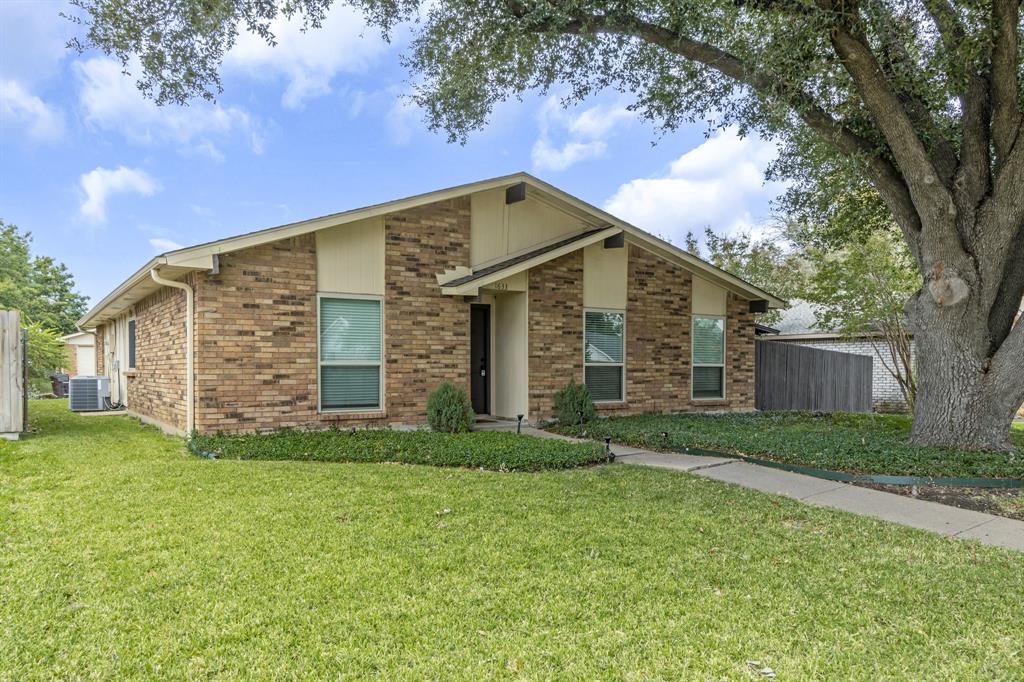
(909, 297, 1019, 451)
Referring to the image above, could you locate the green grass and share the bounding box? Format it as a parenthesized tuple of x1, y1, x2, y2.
(549, 412, 1024, 479)
(193, 428, 606, 471)
(2, 402, 1023, 680)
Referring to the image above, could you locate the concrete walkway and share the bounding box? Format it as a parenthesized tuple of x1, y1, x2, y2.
(477, 421, 1024, 552)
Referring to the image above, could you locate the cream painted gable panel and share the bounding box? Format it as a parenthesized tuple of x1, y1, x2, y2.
(470, 188, 596, 268)
(583, 242, 627, 309)
(316, 217, 385, 295)
(471, 189, 507, 266)
(692, 276, 728, 315)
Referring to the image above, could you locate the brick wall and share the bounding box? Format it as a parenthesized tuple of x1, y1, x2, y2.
(189, 197, 473, 434)
(624, 244, 692, 413)
(95, 325, 105, 375)
(525, 243, 758, 421)
(193, 236, 320, 433)
(127, 286, 188, 431)
(383, 198, 472, 421)
(527, 250, 584, 420)
(779, 337, 914, 412)
(725, 293, 756, 410)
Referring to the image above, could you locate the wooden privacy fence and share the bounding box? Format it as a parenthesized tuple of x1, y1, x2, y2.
(1, 310, 27, 439)
(755, 340, 873, 413)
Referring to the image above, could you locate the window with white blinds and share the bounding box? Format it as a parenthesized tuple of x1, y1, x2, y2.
(692, 316, 725, 399)
(585, 310, 624, 402)
(319, 296, 382, 410)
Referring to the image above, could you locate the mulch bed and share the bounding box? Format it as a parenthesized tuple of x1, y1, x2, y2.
(856, 482, 1024, 521)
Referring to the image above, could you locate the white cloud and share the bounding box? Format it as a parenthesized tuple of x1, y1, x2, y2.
(603, 127, 785, 244)
(149, 237, 183, 252)
(1, 80, 64, 141)
(75, 57, 263, 158)
(79, 166, 158, 223)
(0, 2, 75, 84)
(531, 96, 634, 172)
(225, 5, 389, 109)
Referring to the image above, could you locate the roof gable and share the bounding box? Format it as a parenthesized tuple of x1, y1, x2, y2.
(79, 172, 786, 328)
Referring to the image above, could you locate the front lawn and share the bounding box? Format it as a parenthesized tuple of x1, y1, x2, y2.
(192, 427, 605, 471)
(2, 402, 1023, 679)
(550, 412, 1024, 479)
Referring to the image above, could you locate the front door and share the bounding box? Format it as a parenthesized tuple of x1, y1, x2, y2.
(470, 304, 490, 415)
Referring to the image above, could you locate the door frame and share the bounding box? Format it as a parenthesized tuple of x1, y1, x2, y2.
(470, 303, 491, 415)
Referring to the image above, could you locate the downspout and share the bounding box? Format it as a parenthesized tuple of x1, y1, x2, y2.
(150, 268, 194, 435)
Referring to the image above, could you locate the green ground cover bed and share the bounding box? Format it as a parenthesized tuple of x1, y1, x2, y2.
(2, 402, 1023, 679)
(549, 413, 1024, 479)
(192, 427, 606, 471)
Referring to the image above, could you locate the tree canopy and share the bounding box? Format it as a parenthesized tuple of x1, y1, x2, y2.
(0, 220, 89, 336)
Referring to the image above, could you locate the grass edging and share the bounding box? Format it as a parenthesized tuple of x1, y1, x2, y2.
(189, 428, 608, 472)
(547, 412, 1024, 479)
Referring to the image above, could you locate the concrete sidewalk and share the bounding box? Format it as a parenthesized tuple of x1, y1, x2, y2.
(503, 423, 1024, 552)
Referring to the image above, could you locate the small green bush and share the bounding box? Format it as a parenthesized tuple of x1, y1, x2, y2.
(553, 378, 596, 426)
(191, 429, 606, 472)
(426, 382, 475, 433)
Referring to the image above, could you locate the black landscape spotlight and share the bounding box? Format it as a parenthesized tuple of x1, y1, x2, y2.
(604, 436, 615, 462)
(517, 414, 524, 434)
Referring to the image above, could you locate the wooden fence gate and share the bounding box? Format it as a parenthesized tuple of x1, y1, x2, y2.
(755, 340, 873, 413)
(1, 310, 27, 439)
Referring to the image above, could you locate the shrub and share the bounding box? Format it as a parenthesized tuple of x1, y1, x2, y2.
(553, 378, 596, 426)
(191, 429, 606, 472)
(426, 382, 475, 433)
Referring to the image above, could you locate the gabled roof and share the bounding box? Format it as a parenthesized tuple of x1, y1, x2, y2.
(79, 172, 786, 328)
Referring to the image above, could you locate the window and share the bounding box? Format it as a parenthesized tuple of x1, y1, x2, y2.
(127, 319, 136, 369)
(585, 310, 624, 402)
(692, 316, 725, 399)
(319, 296, 382, 410)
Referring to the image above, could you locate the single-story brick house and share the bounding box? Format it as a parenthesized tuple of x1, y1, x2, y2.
(79, 173, 784, 435)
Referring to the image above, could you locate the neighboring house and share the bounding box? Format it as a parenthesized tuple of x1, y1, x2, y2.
(763, 300, 913, 412)
(61, 331, 96, 377)
(78, 173, 785, 436)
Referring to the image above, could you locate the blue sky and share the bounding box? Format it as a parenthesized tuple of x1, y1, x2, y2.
(1, 1, 784, 307)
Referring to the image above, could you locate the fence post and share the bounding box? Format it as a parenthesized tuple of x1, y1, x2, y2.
(1, 310, 25, 439)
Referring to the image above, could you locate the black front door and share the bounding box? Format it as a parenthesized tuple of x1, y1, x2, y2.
(470, 304, 490, 415)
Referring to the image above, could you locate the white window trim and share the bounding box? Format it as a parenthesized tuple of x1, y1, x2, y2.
(583, 308, 626, 403)
(317, 293, 385, 413)
(691, 315, 726, 401)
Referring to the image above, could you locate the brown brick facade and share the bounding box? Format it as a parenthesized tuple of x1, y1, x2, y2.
(94, 328, 105, 376)
(725, 293, 756, 410)
(527, 250, 585, 420)
(105, 203, 757, 433)
(126, 286, 188, 431)
(524, 243, 755, 421)
(383, 198, 472, 421)
(193, 236, 320, 433)
(624, 244, 693, 413)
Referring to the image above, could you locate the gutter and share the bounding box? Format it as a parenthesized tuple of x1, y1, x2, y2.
(150, 268, 195, 435)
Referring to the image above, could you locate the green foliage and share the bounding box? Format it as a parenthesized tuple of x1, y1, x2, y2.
(553, 378, 596, 426)
(800, 228, 920, 407)
(549, 412, 1024, 479)
(193, 428, 605, 472)
(0, 220, 88, 335)
(802, 229, 920, 336)
(4, 401, 1024, 679)
(426, 382, 475, 433)
(23, 321, 68, 383)
(685, 227, 807, 324)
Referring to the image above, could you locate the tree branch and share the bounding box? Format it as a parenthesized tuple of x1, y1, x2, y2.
(828, 25, 956, 233)
(507, 6, 924, 260)
(991, 0, 1022, 172)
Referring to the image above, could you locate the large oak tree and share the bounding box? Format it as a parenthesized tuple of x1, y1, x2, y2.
(70, 0, 1024, 449)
